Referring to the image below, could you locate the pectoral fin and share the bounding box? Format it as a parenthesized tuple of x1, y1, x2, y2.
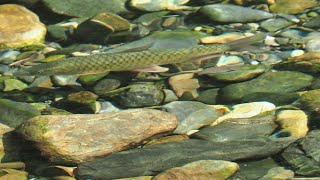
(190, 54, 222, 65)
(130, 66, 169, 73)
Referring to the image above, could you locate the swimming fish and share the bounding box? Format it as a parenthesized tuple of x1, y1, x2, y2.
(13, 33, 266, 76)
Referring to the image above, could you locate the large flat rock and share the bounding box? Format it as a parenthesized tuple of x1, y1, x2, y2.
(17, 109, 178, 164)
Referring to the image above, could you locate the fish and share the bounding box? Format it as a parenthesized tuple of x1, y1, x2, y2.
(13, 33, 266, 76)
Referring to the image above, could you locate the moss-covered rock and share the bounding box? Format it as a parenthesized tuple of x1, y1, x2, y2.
(219, 71, 313, 103)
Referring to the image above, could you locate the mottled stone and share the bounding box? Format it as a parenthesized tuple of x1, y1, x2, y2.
(119, 84, 164, 107)
(219, 71, 313, 103)
(17, 109, 178, 164)
(200, 4, 273, 23)
(259, 167, 294, 180)
(195, 89, 219, 105)
(270, 0, 317, 14)
(154, 160, 239, 180)
(53, 91, 98, 114)
(281, 130, 320, 176)
(78, 73, 108, 86)
(144, 135, 188, 147)
(0, 4, 46, 49)
(274, 52, 320, 74)
(42, 0, 130, 18)
(93, 78, 121, 96)
(275, 110, 308, 138)
(206, 64, 267, 82)
(0, 99, 40, 128)
(299, 89, 320, 113)
(75, 137, 297, 179)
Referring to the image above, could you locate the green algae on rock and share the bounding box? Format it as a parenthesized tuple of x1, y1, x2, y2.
(270, 0, 318, 14)
(0, 4, 46, 49)
(0, 99, 41, 128)
(42, 0, 130, 18)
(219, 71, 314, 103)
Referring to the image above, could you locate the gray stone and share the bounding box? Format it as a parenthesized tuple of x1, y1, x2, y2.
(206, 64, 268, 82)
(232, 158, 282, 180)
(261, 18, 293, 32)
(75, 137, 297, 179)
(259, 167, 294, 180)
(304, 17, 320, 28)
(219, 71, 313, 103)
(119, 83, 164, 107)
(195, 88, 219, 105)
(0, 99, 40, 128)
(193, 115, 277, 142)
(93, 78, 121, 96)
(106, 30, 206, 53)
(199, 4, 273, 23)
(42, 0, 130, 18)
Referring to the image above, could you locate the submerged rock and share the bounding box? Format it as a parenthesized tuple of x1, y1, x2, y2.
(281, 130, 320, 176)
(42, 0, 130, 18)
(129, 0, 192, 12)
(241, 92, 299, 106)
(259, 167, 294, 180)
(219, 71, 313, 103)
(275, 110, 308, 138)
(0, 99, 41, 128)
(270, 0, 317, 14)
(193, 113, 277, 142)
(75, 137, 297, 179)
(206, 64, 268, 82)
(199, 4, 273, 23)
(17, 109, 178, 164)
(274, 52, 320, 74)
(169, 73, 200, 98)
(260, 18, 293, 32)
(75, 13, 131, 44)
(153, 160, 239, 180)
(299, 89, 320, 114)
(0, 4, 46, 49)
(119, 83, 164, 107)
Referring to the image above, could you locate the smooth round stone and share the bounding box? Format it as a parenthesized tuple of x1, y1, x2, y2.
(0, 50, 20, 60)
(119, 84, 164, 107)
(270, 0, 317, 14)
(260, 18, 293, 32)
(216, 55, 244, 67)
(299, 89, 320, 114)
(0, 4, 46, 49)
(206, 64, 268, 82)
(219, 71, 314, 103)
(259, 167, 294, 180)
(42, 0, 130, 18)
(199, 4, 273, 23)
(306, 38, 320, 52)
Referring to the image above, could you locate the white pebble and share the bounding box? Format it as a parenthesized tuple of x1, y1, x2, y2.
(290, 50, 305, 57)
(216, 55, 244, 67)
(264, 36, 280, 46)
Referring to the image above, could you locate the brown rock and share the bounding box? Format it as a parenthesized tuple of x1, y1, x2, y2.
(0, 4, 46, 49)
(153, 160, 239, 180)
(17, 109, 178, 164)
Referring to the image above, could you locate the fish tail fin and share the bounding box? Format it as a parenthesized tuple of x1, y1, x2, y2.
(227, 33, 267, 50)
